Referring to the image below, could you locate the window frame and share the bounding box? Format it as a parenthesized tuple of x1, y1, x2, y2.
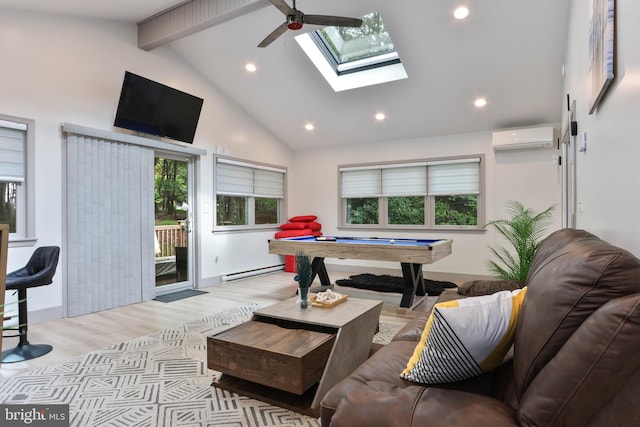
(213, 155, 287, 232)
(0, 114, 36, 246)
(294, 12, 408, 92)
(338, 155, 485, 231)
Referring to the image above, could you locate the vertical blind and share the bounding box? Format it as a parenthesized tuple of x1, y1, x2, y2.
(0, 122, 26, 182)
(341, 158, 480, 197)
(65, 133, 155, 317)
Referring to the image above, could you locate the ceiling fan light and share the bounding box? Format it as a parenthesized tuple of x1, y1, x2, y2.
(288, 22, 303, 30)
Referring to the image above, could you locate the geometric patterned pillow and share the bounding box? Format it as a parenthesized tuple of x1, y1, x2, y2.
(400, 287, 527, 384)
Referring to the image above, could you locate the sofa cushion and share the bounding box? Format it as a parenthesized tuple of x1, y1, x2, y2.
(321, 341, 498, 425)
(329, 386, 518, 427)
(513, 230, 640, 400)
(401, 288, 526, 384)
(321, 340, 419, 417)
(517, 293, 640, 426)
(525, 228, 595, 281)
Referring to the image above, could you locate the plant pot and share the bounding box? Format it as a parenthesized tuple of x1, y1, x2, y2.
(298, 287, 310, 310)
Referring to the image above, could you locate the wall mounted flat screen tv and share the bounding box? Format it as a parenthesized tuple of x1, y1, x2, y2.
(114, 71, 203, 144)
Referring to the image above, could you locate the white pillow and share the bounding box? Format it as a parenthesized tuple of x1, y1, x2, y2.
(401, 287, 527, 384)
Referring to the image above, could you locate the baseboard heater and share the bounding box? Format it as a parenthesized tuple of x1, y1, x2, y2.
(222, 264, 285, 282)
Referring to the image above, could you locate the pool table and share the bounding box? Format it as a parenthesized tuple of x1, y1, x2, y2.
(268, 236, 452, 312)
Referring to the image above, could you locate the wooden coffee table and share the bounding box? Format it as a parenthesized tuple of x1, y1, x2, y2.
(207, 296, 383, 416)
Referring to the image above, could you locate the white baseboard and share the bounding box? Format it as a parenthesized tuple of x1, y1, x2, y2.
(28, 306, 64, 324)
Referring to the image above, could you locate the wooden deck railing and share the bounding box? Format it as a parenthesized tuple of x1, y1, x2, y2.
(154, 225, 187, 257)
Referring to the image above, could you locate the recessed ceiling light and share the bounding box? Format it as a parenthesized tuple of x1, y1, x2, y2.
(474, 98, 487, 107)
(454, 7, 470, 20)
(305, 123, 315, 131)
(245, 63, 257, 72)
(375, 112, 386, 121)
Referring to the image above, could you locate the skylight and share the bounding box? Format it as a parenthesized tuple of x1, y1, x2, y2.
(295, 12, 408, 92)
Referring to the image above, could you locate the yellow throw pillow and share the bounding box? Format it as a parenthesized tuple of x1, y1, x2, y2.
(401, 287, 527, 384)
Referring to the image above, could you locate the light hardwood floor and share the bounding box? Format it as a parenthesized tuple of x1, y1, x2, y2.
(1, 270, 438, 381)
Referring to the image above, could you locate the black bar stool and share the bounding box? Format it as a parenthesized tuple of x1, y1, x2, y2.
(2, 246, 60, 363)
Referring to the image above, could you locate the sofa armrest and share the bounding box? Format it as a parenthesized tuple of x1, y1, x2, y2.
(457, 279, 523, 296)
(328, 385, 517, 427)
(393, 290, 465, 342)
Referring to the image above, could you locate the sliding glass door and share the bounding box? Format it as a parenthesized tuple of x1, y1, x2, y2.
(154, 155, 194, 295)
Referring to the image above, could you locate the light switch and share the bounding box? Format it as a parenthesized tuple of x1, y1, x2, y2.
(578, 132, 587, 152)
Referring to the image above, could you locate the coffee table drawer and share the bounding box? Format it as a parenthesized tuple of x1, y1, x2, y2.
(207, 320, 335, 395)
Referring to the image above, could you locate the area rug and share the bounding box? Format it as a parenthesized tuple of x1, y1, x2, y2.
(336, 273, 457, 296)
(153, 289, 208, 303)
(0, 303, 401, 427)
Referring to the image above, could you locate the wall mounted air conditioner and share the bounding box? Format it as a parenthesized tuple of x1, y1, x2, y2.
(492, 126, 554, 151)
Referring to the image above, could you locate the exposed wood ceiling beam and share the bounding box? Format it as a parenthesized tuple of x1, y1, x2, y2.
(138, 0, 270, 51)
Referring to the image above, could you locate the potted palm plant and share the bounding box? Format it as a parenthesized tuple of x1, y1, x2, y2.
(486, 201, 556, 282)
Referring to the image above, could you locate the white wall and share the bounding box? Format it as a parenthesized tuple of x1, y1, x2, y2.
(290, 130, 562, 276)
(0, 10, 292, 317)
(562, 0, 640, 257)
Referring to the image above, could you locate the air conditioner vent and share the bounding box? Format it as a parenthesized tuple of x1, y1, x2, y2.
(492, 126, 554, 151)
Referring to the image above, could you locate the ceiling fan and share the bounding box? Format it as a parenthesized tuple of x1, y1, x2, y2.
(258, 0, 363, 48)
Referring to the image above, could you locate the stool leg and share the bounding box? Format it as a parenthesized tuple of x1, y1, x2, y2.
(17, 288, 30, 346)
(1, 288, 53, 363)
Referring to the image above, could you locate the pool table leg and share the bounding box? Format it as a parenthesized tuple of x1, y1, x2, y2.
(309, 257, 333, 292)
(399, 262, 425, 308)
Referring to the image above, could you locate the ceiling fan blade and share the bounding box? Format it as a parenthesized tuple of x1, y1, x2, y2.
(258, 21, 290, 48)
(268, 0, 295, 16)
(303, 15, 363, 28)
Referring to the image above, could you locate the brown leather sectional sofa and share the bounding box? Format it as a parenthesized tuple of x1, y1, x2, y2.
(320, 229, 640, 426)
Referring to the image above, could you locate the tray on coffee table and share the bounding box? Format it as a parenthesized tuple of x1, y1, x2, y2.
(310, 293, 348, 308)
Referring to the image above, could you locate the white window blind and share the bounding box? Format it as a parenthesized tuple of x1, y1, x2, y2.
(341, 169, 381, 197)
(216, 157, 285, 198)
(428, 159, 480, 195)
(216, 162, 253, 195)
(0, 125, 26, 182)
(342, 158, 480, 198)
(382, 166, 427, 196)
(255, 169, 284, 198)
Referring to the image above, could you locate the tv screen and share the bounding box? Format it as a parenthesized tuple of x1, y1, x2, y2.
(114, 71, 203, 144)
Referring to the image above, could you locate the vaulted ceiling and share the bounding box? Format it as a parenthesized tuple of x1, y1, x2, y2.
(0, 0, 571, 150)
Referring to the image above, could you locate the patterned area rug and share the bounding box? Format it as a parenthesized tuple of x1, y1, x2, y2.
(0, 303, 401, 426)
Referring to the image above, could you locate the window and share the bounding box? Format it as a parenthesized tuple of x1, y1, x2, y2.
(0, 116, 34, 243)
(295, 12, 408, 92)
(314, 12, 398, 74)
(339, 156, 483, 230)
(215, 156, 286, 230)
